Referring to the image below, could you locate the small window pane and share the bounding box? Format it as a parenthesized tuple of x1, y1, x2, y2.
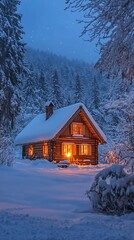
(28, 145, 34, 156)
(43, 143, 48, 156)
(72, 123, 83, 135)
(80, 144, 91, 155)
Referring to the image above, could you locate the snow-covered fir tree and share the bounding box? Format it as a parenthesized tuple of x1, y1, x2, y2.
(38, 70, 48, 111)
(23, 66, 39, 113)
(0, 0, 26, 165)
(0, 0, 25, 131)
(74, 73, 83, 103)
(51, 69, 63, 108)
(90, 77, 100, 110)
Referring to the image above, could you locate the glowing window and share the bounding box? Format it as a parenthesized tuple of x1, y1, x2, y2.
(80, 144, 91, 155)
(28, 145, 34, 156)
(43, 143, 48, 156)
(72, 123, 83, 135)
(62, 143, 73, 157)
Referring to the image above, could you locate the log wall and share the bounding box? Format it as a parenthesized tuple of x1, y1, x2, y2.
(22, 138, 98, 165)
(53, 138, 98, 165)
(22, 142, 48, 160)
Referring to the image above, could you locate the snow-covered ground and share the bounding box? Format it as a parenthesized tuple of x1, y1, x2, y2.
(0, 159, 134, 240)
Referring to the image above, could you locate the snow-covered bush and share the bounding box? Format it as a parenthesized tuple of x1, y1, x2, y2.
(87, 164, 134, 215)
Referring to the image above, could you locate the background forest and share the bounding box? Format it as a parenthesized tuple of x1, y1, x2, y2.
(0, 0, 134, 166)
(16, 47, 134, 164)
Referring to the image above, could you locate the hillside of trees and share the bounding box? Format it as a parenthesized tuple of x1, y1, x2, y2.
(14, 47, 133, 163)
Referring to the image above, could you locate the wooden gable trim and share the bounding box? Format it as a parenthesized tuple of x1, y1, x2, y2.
(79, 107, 106, 144)
(53, 106, 106, 144)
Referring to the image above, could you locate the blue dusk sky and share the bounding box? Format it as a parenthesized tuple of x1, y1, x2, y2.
(19, 0, 99, 63)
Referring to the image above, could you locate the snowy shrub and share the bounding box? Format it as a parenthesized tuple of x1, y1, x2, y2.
(87, 164, 134, 215)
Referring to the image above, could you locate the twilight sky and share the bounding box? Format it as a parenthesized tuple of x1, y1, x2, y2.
(19, 0, 99, 63)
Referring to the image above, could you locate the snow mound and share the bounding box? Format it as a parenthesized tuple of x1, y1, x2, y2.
(14, 158, 57, 169)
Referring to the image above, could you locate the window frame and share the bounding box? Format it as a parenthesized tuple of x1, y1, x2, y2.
(79, 144, 91, 156)
(43, 143, 48, 156)
(71, 122, 84, 136)
(28, 145, 34, 156)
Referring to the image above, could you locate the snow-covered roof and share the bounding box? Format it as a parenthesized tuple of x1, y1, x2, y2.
(15, 103, 107, 145)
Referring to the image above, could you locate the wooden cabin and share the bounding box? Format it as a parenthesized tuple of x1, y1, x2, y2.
(15, 102, 106, 165)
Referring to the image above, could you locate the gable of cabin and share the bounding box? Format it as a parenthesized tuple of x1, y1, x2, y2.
(59, 113, 94, 139)
(53, 110, 101, 165)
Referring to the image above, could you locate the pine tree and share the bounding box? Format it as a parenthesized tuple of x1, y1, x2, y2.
(0, 0, 26, 131)
(51, 69, 62, 108)
(74, 73, 82, 103)
(23, 66, 39, 113)
(38, 70, 48, 111)
(91, 77, 100, 110)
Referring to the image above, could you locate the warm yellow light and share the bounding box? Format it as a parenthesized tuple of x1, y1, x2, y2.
(66, 152, 71, 157)
(28, 145, 34, 156)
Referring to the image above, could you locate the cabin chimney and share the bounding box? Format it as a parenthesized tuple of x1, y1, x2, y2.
(45, 101, 54, 120)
